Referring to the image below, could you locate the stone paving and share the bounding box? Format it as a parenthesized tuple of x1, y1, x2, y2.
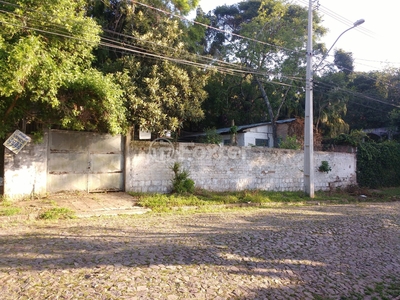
(1, 202, 400, 299)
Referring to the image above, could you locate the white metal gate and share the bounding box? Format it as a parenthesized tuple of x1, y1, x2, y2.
(47, 130, 124, 193)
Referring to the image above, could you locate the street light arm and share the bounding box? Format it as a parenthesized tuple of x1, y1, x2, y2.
(314, 19, 365, 71)
(304, 11, 363, 198)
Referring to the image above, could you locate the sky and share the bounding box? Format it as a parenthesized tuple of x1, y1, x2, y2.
(195, 0, 400, 72)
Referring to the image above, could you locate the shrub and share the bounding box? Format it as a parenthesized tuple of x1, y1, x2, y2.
(318, 161, 332, 173)
(278, 135, 301, 150)
(357, 141, 400, 188)
(201, 128, 222, 145)
(171, 162, 195, 194)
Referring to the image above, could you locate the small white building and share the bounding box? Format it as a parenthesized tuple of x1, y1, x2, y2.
(181, 118, 296, 147)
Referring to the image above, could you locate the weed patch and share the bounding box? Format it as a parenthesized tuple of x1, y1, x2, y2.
(0, 200, 21, 216)
(38, 207, 75, 220)
(0, 206, 21, 216)
(133, 187, 400, 214)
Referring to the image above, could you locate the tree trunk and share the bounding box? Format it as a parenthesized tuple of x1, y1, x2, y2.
(255, 77, 278, 147)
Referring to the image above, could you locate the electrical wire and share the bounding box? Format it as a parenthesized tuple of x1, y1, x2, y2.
(1, 0, 399, 110)
(0, 14, 305, 89)
(130, 0, 306, 55)
(293, 0, 375, 38)
(2, 0, 398, 73)
(0, 1, 305, 83)
(314, 80, 400, 108)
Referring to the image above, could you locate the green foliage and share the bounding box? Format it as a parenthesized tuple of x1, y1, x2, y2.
(38, 207, 75, 220)
(201, 128, 222, 144)
(278, 135, 301, 150)
(198, 73, 268, 129)
(345, 71, 395, 131)
(57, 70, 127, 135)
(389, 108, 400, 129)
(31, 131, 44, 144)
(137, 194, 205, 212)
(318, 161, 331, 173)
(333, 49, 354, 75)
(197, 0, 326, 144)
(0, 201, 21, 216)
(171, 162, 195, 194)
(0, 207, 21, 216)
(333, 130, 400, 188)
(0, 0, 126, 138)
(333, 130, 368, 146)
(90, 1, 209, 136)
(137, 190, 308, 212)
(357, 141, 400, 188)
(314, 71, 350, 138)
(135, 187, 399, 213)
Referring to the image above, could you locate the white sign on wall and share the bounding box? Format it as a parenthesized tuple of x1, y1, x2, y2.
(139, 130, 151, 140)
(3, 130, 31, 154)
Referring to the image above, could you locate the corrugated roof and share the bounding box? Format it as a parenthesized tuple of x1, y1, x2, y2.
(216, 118, 296, 134)
(180, 118, 296, 139)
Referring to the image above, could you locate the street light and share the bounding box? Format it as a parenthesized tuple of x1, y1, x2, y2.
(304, 0, 364, 198)
(315, 19, 365, 71)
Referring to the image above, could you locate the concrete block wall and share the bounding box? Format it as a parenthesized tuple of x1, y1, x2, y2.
(126, 142, 357, 193)
(3, 133, 357, 199)
(4, 132, 48, 199)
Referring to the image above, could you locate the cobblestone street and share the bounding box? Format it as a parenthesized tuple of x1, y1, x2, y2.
(1, 202, 400, 299)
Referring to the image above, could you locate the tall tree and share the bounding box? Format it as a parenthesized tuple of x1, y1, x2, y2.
(345, 71, 395, 130)
(201, 0, 326, 146)
(0, 0, 127, 138)
(312, 50, 354, 138)
(89, 0, 209, 136)
(334, 49, 354, 76)
(313, 72, 349, 137)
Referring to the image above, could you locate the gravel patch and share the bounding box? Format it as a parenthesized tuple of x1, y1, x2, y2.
(1, 202, 400, 299)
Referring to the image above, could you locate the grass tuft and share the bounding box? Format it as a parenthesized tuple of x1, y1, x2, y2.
(0, 206, 21, 216)
(38, 207, 75, 220)
(0, 200, 21, 216)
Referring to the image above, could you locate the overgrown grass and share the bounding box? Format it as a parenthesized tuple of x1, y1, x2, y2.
(38, 207, 76, 220)
(131, 186, 400, 213)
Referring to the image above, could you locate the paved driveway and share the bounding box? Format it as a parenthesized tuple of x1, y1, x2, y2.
(1, 202, 400, 299)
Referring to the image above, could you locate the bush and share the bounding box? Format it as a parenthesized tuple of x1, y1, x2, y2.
(357, 141, 400, 188)
(318, 161, 332, 173)
(201, 128, 222, 145)
(278, 135, 301, 150)
(171, 162, 195, 194)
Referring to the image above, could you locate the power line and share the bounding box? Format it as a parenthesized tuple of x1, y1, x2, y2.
(1, 1, 399, 110)
(0, 13, 305, 89)
(130, 0, 305, 56)
(0, 1, 305, 83)
(314, 80, 400, 108)
(294, 0, 375, 38)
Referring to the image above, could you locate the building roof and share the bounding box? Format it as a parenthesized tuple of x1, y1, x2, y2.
(180, 118, 296, 141)
(214, 118, 296, 135)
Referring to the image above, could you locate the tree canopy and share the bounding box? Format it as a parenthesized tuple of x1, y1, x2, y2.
(1, 0, 399, 144)
(193, 0, 326, 146)
(0, 0, 127, 138)
(88, 0, 209, 136)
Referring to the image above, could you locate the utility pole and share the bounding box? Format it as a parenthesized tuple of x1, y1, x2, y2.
(304, 0, 364, 197)
(304, 0, 314, 197)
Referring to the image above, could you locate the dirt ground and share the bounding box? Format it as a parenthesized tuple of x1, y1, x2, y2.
(2, 191, 149, 219)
